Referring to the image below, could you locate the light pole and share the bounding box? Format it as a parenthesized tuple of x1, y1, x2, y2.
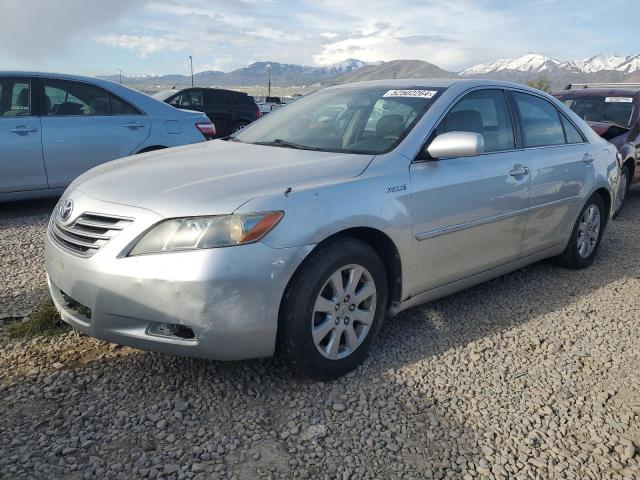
(189, 56, 194, 87)
(266, 64, 271, 97)
(118, 69, 122, 84)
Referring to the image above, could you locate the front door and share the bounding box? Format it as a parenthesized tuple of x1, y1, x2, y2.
(410, 88, 531, 293)
(39, 78, 150, 189)
(0, 77, 47, 193)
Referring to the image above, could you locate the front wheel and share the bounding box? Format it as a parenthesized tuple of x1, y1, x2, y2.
(555, 193, 606, 269)
(278, 237, 388, 380)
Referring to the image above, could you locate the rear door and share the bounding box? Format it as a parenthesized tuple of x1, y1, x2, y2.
(204, 90, 233, 137)
(39, 77, 150, 188)
(0, 76, 47, 193)
(512, 91, 594, 255)
(410, 88, 531, 293)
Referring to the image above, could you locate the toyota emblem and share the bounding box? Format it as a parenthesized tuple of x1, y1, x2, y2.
(58, 199, 74, 223)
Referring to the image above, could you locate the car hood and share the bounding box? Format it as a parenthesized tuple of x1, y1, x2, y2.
(72, 140, 374, 218)
(586, 121, 629, 145)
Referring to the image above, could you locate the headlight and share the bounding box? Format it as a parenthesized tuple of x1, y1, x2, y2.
(128, 211, 283, 256)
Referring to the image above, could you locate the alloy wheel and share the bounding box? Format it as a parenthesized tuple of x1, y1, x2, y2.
(311, 264, 377, 360)
(577, 204, 601, 258)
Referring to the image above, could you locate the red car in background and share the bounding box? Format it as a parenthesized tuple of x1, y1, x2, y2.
(553, 83, 640, 215)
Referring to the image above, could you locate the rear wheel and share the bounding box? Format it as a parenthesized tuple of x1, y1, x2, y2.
(232, 122, 249, 133)
(613, 163, 631, 218)
(555, 194, 605, 269)
(278, 237, 387, 380)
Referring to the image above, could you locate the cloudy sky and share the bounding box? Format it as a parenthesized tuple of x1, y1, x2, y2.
(0, 0, 633, 76)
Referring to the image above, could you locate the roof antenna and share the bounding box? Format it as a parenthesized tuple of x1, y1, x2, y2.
(284, 187, 292, 197)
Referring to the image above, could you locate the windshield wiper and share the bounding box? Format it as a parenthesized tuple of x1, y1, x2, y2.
(253, 139, 322, 151)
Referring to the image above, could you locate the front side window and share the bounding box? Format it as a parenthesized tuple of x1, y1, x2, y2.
(0, 79, 30, 116)
(177, 90, 203, 108)
(235, 86, 444, 154)
(44, 79, 110, 116)
(436, 89, 515, 153)
(513, 92, 565, 148)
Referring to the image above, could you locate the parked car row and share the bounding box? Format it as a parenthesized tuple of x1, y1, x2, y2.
(552, 82, 640, 215)
(0, 72, 215, 201)
(43, 79, 621, 380)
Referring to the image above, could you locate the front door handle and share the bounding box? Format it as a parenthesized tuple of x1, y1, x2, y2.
(509, 164, 530, 176)
(9, 126, 38, 134)
(582, 153, 595, 164)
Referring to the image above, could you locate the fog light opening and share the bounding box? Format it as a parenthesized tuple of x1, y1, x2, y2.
(147, 322, 196, 340)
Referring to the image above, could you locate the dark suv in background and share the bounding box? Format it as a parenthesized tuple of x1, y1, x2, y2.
(553, 83, 640, 214)
(154, 88, 261, 138)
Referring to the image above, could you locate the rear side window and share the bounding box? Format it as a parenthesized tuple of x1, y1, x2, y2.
(513, 92, 565, 147)
(437, 89, 515, 153)
(205, 90, 228, 106)
(44, 79, 110, 116)
(560, 115, 584, 144)
(109, 93, 142, 115)
(0, 78, 30, 116)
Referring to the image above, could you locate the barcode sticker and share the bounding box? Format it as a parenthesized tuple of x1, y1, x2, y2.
(383, 89, 437, 98)
(605, 97, 633, 103)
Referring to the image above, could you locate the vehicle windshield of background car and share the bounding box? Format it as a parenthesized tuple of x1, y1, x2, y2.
(559, 95, 635, 128)
(234, 86, 444, 154)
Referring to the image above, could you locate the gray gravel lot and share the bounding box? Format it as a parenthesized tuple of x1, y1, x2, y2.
(1, 193, 639, 480)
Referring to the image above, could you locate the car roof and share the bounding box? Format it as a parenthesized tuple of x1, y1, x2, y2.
(327, 78, 547, 92)
(553, 88, 640, 96)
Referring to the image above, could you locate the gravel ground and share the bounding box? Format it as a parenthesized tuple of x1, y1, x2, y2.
(1, 192, 639, 480)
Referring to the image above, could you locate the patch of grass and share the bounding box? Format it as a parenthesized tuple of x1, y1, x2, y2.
(7, 300, 70, 339)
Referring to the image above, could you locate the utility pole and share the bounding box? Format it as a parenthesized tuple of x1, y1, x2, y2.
(266, 64, 271, 97)
(118, 69, 123, 84)
(189, 56, 194, 87)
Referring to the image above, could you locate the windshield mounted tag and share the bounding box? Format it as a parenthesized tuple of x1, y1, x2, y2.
(383, 89, 437, 99)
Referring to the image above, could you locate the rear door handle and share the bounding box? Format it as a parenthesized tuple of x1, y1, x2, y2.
(582, 154, 595, 163)
(9, 126, 38, 133)
(509, 164, 530, 176)
(124, 122, 146, 129)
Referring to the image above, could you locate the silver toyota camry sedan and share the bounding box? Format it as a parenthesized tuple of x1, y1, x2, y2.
(45, 79, 620, 380)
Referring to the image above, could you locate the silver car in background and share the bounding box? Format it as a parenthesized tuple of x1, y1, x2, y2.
(0, 72, 215, 201)
(45, 79, 619, 380)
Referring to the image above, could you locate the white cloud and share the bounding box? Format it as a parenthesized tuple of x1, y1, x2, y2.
(96, 34, 186, 58)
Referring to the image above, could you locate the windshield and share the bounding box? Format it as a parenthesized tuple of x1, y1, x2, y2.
(559, 94, 635, 128)
(152, 90, 179, 101)
(234, 86, 444, 154)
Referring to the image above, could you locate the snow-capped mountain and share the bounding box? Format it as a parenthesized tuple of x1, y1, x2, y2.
(460, 54, 563, 76)
(461, 53, 640, 76)
(318, 58, 366, 74)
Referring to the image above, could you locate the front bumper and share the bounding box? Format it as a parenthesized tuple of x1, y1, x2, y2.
(45, 193, 312, 361)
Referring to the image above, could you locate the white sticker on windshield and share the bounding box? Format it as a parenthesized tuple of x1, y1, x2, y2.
(605, 96, 633, 103)
(383, 89, 437, 98)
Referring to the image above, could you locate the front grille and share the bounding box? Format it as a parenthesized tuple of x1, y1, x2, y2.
(50, 212, 134, 257)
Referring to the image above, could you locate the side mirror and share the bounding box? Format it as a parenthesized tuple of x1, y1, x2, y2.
(426, 131, 484, 159)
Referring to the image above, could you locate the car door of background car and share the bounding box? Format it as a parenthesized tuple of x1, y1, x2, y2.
(0, 76, 47, 193)
(38, 78, 150, 189)
(511, 91, 595, 256)
(204, 90, 233, 137)
(409, 88, 531, 294)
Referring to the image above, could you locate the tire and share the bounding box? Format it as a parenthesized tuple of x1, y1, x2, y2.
(613, 163, 631, 218)
(232, 122, 248, 133)
(278, 237, 388, 381)
(555, 193, 606, 269)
